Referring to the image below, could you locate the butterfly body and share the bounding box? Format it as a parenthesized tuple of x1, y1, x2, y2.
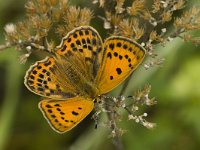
(24, 26, 146, 133)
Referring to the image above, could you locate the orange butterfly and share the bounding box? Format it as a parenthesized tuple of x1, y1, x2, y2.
(24, 26, 146, 133)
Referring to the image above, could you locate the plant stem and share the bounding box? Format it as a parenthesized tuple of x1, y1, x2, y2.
(106, 105, 124, 150)
(119, 73, 134, 96)
(0, 44, 11, 51)
(0, 50, 22, 150)
(105, 71, 135, 150)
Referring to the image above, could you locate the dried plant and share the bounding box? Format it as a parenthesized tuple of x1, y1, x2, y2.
(1, 0, 200, 150)
(2, 0, 93, 63)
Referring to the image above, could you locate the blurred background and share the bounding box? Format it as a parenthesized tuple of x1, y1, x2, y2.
(0, 0, 200, 150)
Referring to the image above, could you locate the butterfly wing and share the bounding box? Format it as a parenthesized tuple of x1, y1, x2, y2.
(24, 57, 77, 99)
(39, 97, 94, 133)
(56, 26, 103, 81)
(25, 26, 103, 99)
(95, 37, 146, 94)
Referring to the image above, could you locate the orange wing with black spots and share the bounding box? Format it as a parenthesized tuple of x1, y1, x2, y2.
(95, 37, 146, 94)
(39, 97, 94, 133)
(24, 57, 77, 99)
(56, 26, 103, 81)
(24, 26, 146, 134)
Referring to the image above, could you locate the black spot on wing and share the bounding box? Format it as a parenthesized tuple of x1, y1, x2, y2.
(44, 60, 52, 66)
(72, 111, 79, 116)
(116, 68, 122, 75)
(123, 44, 128, 49)
(61, 44, 67, 52)
(56, 108, 61, 111)
(48, 109, 52, 113)
(51, 115, 56, 118)
(88, 45, 93, 51)
(39, 74, 44, 78)
(79, 30, 83, 36)
(76, 40, 81, 45)
(87, 38, 91, 44)
(42, 69, 47, 73)
(67, 38, 71, 43)
(54, 104, 60, 107)
(30, 75, 34, 79)
(79, 49, 83, 52)
(70, 43, 75, 48)
(38, 87, 44, 92)
(114, 52, 118, 57)
(128, 47, 132, 52)
(28, 80, 34, 84)
(82, 39, 86, 44)
(92, 38, 97, 45)
(46, 104, 52, 108)
(110, 76, 113, 80)
(107, 52, 112, 59)
(60, 112, 65, 115)
(33, 70, 37, 75)
(73, 33, 78, 38)
(109, 43, 115, 50)
(37, 79, 43, 83)
(37, 83, 42, 87)
(117, 42, 121, 47)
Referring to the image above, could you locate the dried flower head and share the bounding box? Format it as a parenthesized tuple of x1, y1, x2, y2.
(4, 23, 17, 34)
(127, 0, 146, 16)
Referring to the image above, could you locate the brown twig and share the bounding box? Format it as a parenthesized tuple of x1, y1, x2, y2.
(0, 43, 12, 51)
(106, 104, 124, 150)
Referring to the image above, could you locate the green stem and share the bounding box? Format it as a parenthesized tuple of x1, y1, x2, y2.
(119, 73, 133, 96)
(0, 50, 22, 150)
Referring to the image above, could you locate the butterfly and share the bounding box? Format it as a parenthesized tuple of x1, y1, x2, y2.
(24, 26, 146, 133)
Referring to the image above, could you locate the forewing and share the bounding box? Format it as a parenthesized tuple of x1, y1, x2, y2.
(39, 97, 94, 133)
(96, 37, 146, 94)
(24, 57, 77, 99)
(56, 26, 103, 81)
